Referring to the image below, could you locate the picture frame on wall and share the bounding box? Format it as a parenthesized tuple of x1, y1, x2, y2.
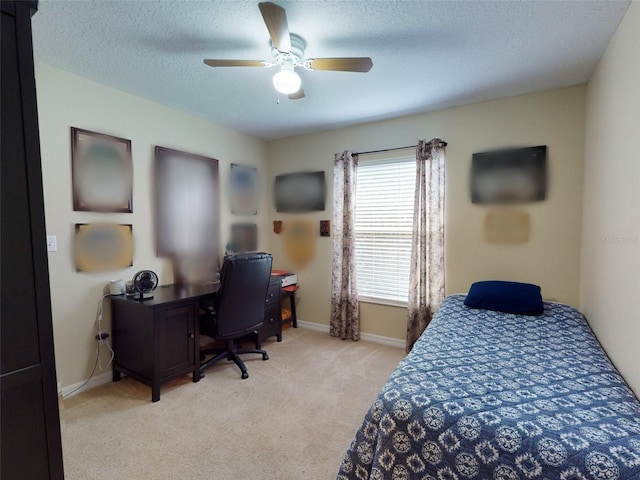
(231, 223, 258, 253)
(274, 171, 326, 212)
(74, 223, 133, 272)
(71, 127, 133, 212)
(229, 163, 258, 215)
(471, 145, 547, 204)
(154, 146, 220, 259)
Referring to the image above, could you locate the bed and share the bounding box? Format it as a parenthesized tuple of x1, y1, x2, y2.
(337, 294, 640, 480)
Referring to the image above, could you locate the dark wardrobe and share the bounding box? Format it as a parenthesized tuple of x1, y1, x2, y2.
(1, 1, 65, 478)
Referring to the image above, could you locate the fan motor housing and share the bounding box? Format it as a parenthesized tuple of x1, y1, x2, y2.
(271, 33, 306, 64)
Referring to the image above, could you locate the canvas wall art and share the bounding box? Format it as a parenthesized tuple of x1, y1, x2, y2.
(231, 223, 257, 253)
(283, 219, 316, 269)
(471, 145, 547, 204)
(154, 146, 220, 258)
(274, 171, 326, 212)
(230, 163, 258, 215)
(483, 210, 530, 245)
(71, 127, 133, 212)
(74, 223, 133, 272)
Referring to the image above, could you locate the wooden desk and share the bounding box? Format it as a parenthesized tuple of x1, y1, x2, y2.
(111, 281, 284, 401)
(111, 284, 219, 402)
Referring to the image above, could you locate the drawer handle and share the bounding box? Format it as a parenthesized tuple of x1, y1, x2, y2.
(188, 333, 194, 339)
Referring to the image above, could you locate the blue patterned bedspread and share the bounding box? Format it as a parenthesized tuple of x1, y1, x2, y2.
(337, 295, 640, 480)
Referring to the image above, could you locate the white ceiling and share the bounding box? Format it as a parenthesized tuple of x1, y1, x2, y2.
(32, 0, 630, 140)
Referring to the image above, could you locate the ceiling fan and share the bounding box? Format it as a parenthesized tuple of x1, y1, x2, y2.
(203, 2, 373, 100)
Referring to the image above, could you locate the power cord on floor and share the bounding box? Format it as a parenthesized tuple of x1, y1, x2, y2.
(96, 293, 115, 370)
(62, 294, 115, 399)
(62, 346, 99, 399)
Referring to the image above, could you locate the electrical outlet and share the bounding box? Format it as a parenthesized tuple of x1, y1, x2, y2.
(95, 331, 109, 341)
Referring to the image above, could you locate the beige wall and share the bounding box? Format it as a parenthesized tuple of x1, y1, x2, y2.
(267, 86, 586, 340)
(36, 64, 590, 386)
(36, 64, 268, 388)
(580, 2, 640, 396)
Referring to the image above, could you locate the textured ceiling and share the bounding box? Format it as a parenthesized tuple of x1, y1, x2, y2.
(32, 0, 630, 140)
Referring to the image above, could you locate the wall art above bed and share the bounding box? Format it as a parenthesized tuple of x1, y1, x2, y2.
(471, 145, 547, 204)
(484, 209, 530, 244)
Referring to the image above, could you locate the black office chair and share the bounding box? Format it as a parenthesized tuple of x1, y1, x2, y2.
(199, 252, 272, 379)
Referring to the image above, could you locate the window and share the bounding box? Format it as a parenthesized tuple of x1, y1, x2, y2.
(355, 156, 415, 305)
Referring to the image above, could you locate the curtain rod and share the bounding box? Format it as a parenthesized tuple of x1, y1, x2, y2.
(355, 140, 447, 156)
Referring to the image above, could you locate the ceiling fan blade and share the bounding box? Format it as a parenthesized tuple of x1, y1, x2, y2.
(308, 57, 373, 73)
(204, 59, 267, 67)
(258, 2, 291, 53)
(288, 88, 305, 100)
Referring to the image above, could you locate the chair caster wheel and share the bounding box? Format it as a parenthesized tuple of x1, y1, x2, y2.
(199, 371, 205, 379)
(241, 372, 249, 379)
(262, 353, 269, 361)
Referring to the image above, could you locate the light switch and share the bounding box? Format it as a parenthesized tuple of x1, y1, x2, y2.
(47, 235, 57, 252)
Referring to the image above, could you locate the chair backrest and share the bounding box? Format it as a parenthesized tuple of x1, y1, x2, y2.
(214, 252, 273, 339)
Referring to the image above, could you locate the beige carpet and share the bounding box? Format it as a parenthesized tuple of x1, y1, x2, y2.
(59, 327, 405, 480)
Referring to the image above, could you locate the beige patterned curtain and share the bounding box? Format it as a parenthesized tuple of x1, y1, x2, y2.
(330, 151, 360, 341)
(406, 139, 446, 352)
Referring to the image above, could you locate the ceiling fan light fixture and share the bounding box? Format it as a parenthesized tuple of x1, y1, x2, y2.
(203, 3, 373, 100)
(272, 68, 301, 95)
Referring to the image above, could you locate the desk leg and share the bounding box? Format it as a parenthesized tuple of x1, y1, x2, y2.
(290, 292, 298, 328)
(113, 368, 121, 382)
(193, 326, 201, 383)
(151, 383, 161, 403)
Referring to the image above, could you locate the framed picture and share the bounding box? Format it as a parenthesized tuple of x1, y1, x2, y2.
(274, 171, 326, 212)
(231, 223, 257, 253)
(154, 146, 220, 259)
(471, 145, 547, 204)
(484, 210, 530, 244)
(283, 219, 316, 268)
(230, 163, 258, 215)
(74, 223, 133, 272)
(71, 127, 133, 212)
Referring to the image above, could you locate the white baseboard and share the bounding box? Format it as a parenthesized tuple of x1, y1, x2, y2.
(59, 371, 113, 399)
(297, 320, 405, 349)
(58, 323, 403, 398)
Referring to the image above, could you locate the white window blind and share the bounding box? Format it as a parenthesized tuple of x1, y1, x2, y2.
(355, 156, 415, 305)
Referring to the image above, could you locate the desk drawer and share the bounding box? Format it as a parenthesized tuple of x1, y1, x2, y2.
(258, 279, 282, 344)
(265, 282, 280, 307)
(262, 305, 281, 339)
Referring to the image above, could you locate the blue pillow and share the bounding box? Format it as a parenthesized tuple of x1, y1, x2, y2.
(464, 281, 543, 315)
